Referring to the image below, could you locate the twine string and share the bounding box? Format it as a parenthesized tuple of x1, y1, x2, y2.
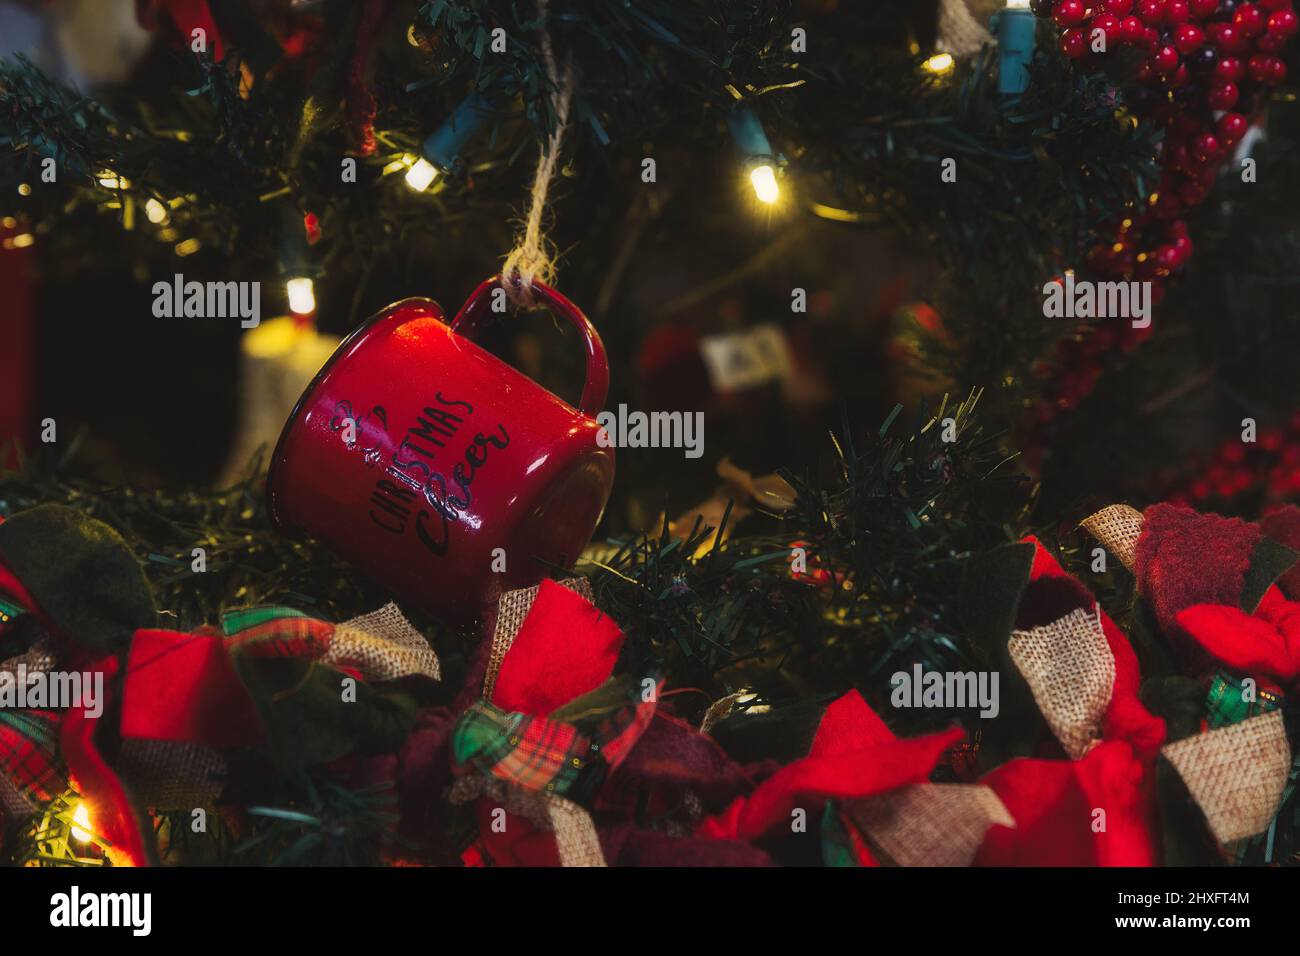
(502, 0, 575, 306)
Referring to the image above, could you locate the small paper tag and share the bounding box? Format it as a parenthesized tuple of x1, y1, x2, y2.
(699, 324, 792, 393)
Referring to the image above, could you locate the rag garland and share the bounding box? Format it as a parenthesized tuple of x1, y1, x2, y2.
(1, 498, 1296, 866)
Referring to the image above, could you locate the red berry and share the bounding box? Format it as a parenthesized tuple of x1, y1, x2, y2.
(1104, 0, 1135, 12)
(1206, 81, 1239, 108)
(1174, 23, 1205, 50)
(1054, 0, 1088, 26)
(1120, 14, 1148, 42)
(1215, 56, 1245, 81)
(1237, 4, 1268, 35)
(1190, 0, 1219, 15)
(1193, 132, 1221, 161)
(1213, 23, 1250, 52)
(1260, 0, 1293, 10)
(1061, 26, 1091, 57)
(1091, 12, 1123, 44)
(1258, 29, 1290, 48)
(1153, 245, 1181, 272)
(1234, 4, 1268, 36)
(1267, 9, 1299, 34)
(1166, 0, 1191, 20)
(1152, 43, 1181, 70)
(1248, 53, 1286, 83)
(1218, 111, 1248, 142)
(1137, 0, 1165, 23)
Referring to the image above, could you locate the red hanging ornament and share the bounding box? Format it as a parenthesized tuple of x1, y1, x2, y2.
(267, 277, 615, 627)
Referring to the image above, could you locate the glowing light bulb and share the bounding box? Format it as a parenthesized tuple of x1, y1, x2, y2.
(71, 802, 93, 843)
(404, 157, 439, 193)
(96, 170, 130, 189)
(922, 53, 955, 75)
(287, 276, 316, 315)
(1006, 0, 1031, 8)
(145, 198, 169, 224)
(749, 164, 780, 205)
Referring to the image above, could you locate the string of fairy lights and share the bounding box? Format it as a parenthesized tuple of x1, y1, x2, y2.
(3, 4, 1043, 325)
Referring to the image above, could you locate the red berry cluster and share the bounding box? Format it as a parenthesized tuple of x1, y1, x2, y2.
(1022, 0, 1297, 472)
(1160, 411, 1300, 506)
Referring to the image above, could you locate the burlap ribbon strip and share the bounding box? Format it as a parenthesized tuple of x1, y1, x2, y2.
(0, 639, 57, 680)
(1162, 710, 1290, 844)
(1009, 605, 1115, 759)
(849, 783, 1014, 867)
(1080, 504, 1145, 572)
(117, 739, 226, 810)
(479, 578, 607, 867)
(0, 774, 33, 820)
(699, 690, 751, 734)
(445, 772, 603, 867)
(329, 602, 441, 682)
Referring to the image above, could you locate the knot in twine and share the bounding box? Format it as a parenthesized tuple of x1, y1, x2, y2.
(502, 0, 575, 308)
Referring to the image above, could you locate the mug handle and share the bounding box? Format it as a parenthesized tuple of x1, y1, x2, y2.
(449, 275, 610, 418)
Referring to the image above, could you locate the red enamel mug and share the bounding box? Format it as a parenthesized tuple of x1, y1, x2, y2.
(267, 276, 615, 625)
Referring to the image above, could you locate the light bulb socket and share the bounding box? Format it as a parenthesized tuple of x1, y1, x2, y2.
(420, 91, 494, 174)
(276, 204, 317, 280)
(728, 107, 777, 166)
(992, 7, 1037, 96)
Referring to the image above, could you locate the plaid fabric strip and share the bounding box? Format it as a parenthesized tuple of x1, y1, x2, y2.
(0, 710, 66, 818)
(1206, 670, 1283, 729)
(577, 678, 660, 772)
(453, 700, 592, 797)
(0, 594, 27, 626)
(222, 606, 333, 660)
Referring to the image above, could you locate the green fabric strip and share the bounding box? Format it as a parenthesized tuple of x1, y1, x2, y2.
(220, 605, 309, 636)
(1205, 670, 1282, 729)
(0, 505, 155, 652)
(0, 595, 27, 624)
